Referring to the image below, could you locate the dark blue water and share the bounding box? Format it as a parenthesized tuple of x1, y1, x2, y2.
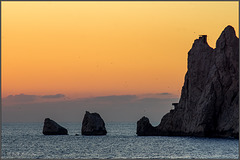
(1, 122, 239, 159)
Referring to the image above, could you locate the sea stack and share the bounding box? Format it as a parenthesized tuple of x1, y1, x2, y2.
(137, 25, 239, 138)
(137, 116, 157, 136)
(81, 111, 107, 135)
(42, 118, 68, 135)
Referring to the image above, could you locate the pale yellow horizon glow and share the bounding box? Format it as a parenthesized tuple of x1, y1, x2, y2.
(2, 1, 239, 99)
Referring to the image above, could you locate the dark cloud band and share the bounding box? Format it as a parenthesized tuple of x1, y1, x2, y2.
(41, 94, 65, 99)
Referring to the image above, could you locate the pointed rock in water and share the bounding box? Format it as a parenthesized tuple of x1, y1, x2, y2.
(42, 118, 68, 135)
(81, 111, 107, 135)
(137, 116, 157, 136)
(137, 25, 239, 138)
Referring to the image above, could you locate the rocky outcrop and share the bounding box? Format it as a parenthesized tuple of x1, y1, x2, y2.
(42, 118, 68, 135)
(137, 25, 239, 138)
(81, 111, 107, 135)
(137, 117, 158, 136)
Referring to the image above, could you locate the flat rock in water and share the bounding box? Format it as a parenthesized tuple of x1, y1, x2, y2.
(42, 118, 68, 135)
(81, 111, 107, 135)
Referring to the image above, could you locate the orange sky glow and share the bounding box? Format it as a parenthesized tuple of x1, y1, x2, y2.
(2, 1, 239, 99)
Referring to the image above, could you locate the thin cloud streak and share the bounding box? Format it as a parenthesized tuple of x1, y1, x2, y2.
(2, 93, 66, 106)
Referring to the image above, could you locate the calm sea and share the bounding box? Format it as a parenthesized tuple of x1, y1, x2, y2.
(1, 122, 239, 159)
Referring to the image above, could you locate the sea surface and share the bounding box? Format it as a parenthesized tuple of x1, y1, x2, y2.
(1, 122, 239, 159)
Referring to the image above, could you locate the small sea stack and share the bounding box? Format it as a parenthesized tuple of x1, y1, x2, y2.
(137, 116, 158, 136)
(42, 118, 68, 135)
(81, 111, 107, 135)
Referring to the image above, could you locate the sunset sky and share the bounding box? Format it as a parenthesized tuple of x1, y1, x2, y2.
(1, 2, 239, 122)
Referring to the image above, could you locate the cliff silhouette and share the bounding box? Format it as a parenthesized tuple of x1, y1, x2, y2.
(137, 25, 239, 138)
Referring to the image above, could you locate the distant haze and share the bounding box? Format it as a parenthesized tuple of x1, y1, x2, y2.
(2, 93, 178, 123)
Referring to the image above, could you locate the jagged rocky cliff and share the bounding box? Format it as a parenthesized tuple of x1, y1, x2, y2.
(137, 25, 239, 138)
